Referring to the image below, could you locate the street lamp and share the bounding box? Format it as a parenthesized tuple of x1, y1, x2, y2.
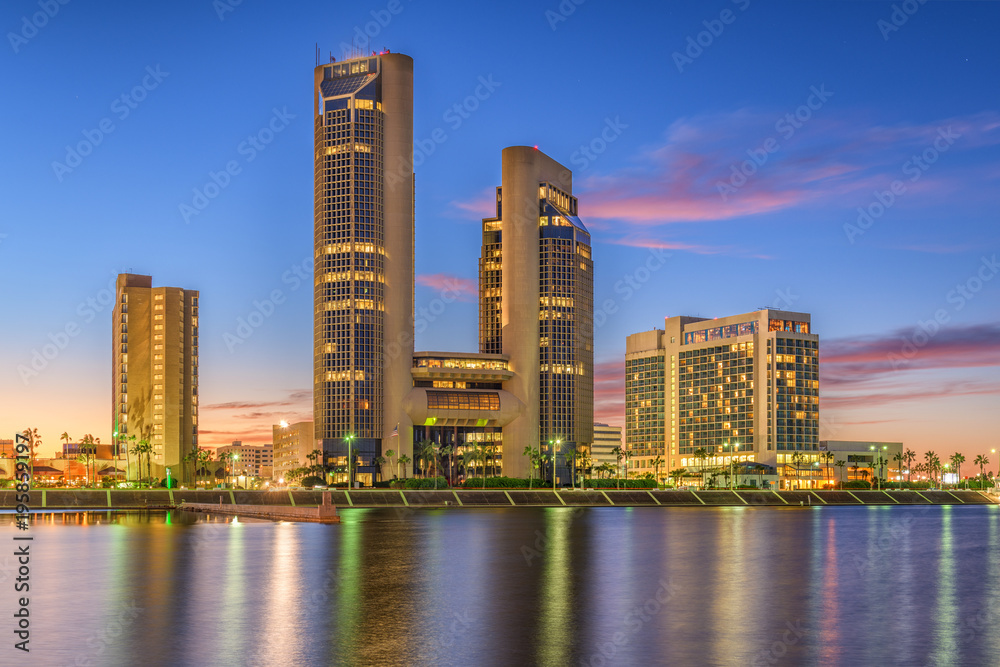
(345, 434, 355, 488)
(549, 439, 561, 490)
(723, 442, 740, 491)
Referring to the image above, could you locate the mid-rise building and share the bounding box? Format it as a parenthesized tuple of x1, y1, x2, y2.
(313, 52, 415, 485)
(478, 147, 594, 481)
(821, 440, 903, 486)
(592, 423, 623, 470)
(216, 441, 274, 478)
(113, 274, 199, 482)
(272, 421, 315, 484)
(626, 309, 819, 487)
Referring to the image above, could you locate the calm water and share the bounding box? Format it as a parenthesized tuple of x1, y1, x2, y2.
(4, 505, 1000, 666)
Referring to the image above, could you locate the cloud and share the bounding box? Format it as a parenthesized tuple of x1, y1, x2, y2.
(821, 322, 1000, 387)
(593, 358, 625, 426)
(416, 273, 477, 302)
(576, 109, 1000, 252)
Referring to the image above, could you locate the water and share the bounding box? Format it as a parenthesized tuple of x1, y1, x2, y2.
(5, 505, 1000, 666)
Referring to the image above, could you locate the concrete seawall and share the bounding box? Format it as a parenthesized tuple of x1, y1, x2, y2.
(2, 488, 996, 510)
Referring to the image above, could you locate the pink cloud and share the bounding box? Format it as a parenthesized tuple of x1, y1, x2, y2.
(416, 273, 477, 302)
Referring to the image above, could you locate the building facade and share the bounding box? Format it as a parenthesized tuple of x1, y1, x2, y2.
(478, 147, 594, 481)
(112, 274, 199, 482)
(216, 441, 274, 479)
(626, 309, 819, 487)
(313, 53, 415, 485)
(272, 421, 315, 484)
(821, 440, 903, 486)
(592, 423, 623, 470)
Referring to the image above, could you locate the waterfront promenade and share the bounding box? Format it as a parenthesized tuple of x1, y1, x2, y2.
(2, 487, 995, 510)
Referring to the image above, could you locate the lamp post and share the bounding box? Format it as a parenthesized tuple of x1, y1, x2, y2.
(550, 439, 561, 490)
(723, 442, 740, 491)
(345, 434, 355, 488)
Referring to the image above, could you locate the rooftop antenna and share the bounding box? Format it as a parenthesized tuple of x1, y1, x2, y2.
(315, 43, 320, 67)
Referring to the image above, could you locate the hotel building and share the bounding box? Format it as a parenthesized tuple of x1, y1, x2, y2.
(312, 53, 414, 485)
(216, 441, 274, 479)
(112, 274, 199, 481)
(478, 147, 594, 481)
(625, 309, 819, 487)
(272, 421, 315, 484)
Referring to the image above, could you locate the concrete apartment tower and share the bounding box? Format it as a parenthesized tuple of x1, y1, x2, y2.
(112, 274, 199, 482)
(313, 53, 414, 484)
(479, 147, 594, 480)
(625, 309, 819, 486)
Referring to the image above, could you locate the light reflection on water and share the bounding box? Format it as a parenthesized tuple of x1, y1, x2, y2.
(5, 505, 1000, 666)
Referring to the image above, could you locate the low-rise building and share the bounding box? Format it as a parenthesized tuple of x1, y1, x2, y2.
(820, 440, 903, 486)
(272, 422, 315, 484)
(592, 423, 622, 472)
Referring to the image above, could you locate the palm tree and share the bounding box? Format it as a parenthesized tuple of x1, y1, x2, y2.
(372, 456, 386, 483)
(892, 452, 904, 490)
(461, 449, 479, 487)
(974, 454, 989, 486)
(650, 456, 664, 489)
(21, 428, 41, 478)
(565, 445, 578, 490)
(903, 448, 917, 483)
(611, 446, 625, 489)
(384, 449, 396, 480)
(60, 432, 71, 458)
(694, 447, 709, 488)
(80, 434, 99, 487)
(439, 445, 454, 487)
(668, 467, 687, 486)
(924, 451, 938, 486)
(398, 454, 411, 480)
(523, 445, 536, 489)
(949, 453, 965, 489)
(790, 451, 804, 489)
(835, 460, 846, 487)
(417, 440, 437, 481)
(822, 451, 834, 488)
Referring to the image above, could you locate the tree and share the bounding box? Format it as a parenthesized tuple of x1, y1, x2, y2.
(611, 446, 625, 489)
(384, 449, 397, 480)
(522, 445, 536, 489)
(903, 448, 916, 483)
(974, 454, 989, 485)
(373, 456, 387, 483)
(461, 449, 479, 487)
(694, 447, 708, 488)
(892, 452, 904, 490)
(950, 453, 966, 489)
(650, 456, 664, 489)
(418, 440, 437, 481)
(80, 434, 100, 487)
(21, 428, 41, 473)
(668, 467, 687, 486)
(790, 451, 804, 490)
(821, 451, 834, 487)
(566, 445, 579, 490)
(130, 439, 153, 487)
(834, 460, 846, 487)
(439, 445, 454, 487)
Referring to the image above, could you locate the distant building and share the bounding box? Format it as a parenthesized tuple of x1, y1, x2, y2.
(272, 422, 315, 483)
(113, 273, 199, 482)
(821, 440, 903, 485)
(592, 423, 622, 470)
(216, 441, 274, 478)
(626, 309, 820, 488)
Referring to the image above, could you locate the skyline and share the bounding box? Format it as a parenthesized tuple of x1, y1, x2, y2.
(2, 1, 998, 463)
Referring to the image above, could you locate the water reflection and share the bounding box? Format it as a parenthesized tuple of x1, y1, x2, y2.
(9, 506, 1000, 666)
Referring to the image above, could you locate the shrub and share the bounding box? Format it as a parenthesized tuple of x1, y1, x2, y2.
(300, 476, 326, 488)
(461, 477, 543, 488)
(843, 480, 871, 489)
(404, 477, 448, 489)
(582, 478, 657, 489)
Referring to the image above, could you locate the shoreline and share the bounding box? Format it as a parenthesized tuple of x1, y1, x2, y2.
(1, 488, 995, 511)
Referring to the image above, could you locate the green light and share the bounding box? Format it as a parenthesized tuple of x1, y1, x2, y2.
(424, 417, 437, 426)
(476, 419, 488, 427)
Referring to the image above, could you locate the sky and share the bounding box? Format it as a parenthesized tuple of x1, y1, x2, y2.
(1, 0, 997, 467)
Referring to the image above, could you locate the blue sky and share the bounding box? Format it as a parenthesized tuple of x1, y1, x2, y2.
(1, 0, 998, 462)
